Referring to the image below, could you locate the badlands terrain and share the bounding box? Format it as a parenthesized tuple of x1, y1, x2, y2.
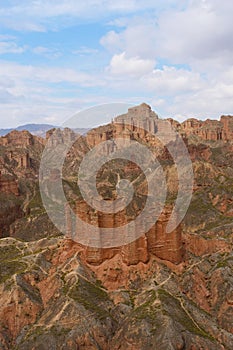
(0, 104, 232, 349)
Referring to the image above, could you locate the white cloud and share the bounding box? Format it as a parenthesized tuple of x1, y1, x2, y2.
(98, 0, 233, 119)
(101, 1, 233, 72)
(0, 60, 106, 128)
(0, 60, 103, 87)
(72, 47, 98, 55)
(144, 66, 205, 94)
(100, 30, 122, 53)
(0, 40, 26, 54)
(0, 35, 16, 40)
(108, 52, 155, 77)
(166, 83, 233, 120)
(100, 23, 158, 59)
(32, 46, 62, 59)
(0, 89, 23, 104)
(0, 0, 177, 32)
(156, 0, 233, 68)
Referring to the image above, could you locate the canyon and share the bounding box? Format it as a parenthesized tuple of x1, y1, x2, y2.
(0, 104, 232, 349)
(65, 104, 233, 268)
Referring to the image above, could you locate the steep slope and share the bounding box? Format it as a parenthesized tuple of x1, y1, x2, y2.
(0, 236, 232, 349)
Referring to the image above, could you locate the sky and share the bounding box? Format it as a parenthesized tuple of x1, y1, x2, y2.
(0, 0, 233, 128)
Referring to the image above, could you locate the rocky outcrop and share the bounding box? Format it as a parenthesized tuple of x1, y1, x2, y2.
(0, 164, 22, 237)
(221, 115, 233, 140)
(184, 233, 231, 256)
(63, 104, 185, 266)
(85, 103, 159, 149)
(0, 172, 19, 196)
(0, 130, 46, 239)
(114, 103, 158, 138)
(0, 201, 22, 237)
(46, 127, 76, 147)
(68, 200, 183, 265)
(146, 209, 183, 264)
(180, 115, 233, 141)
(0, 130, 45, 174)
(11, 151, 30, 168)
(121, 234, 149, 265)
(0, 130, 34, 147)
(0, 171, 22, 237)
(86, 124, 114, 148)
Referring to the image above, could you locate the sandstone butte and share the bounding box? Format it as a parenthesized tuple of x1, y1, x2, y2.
(0, 104, 232, 349)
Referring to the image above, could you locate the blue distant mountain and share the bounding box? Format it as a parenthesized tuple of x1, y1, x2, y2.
(0, 123, 90, 137)
(0, 124, 57, 137)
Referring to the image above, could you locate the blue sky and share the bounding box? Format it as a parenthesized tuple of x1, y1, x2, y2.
(0, 0, 233, 128)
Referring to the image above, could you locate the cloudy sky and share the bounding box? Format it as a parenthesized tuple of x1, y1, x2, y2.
(0, 0, 233, 128)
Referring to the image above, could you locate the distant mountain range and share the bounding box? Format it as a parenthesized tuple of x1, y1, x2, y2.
(0, 124, 57, 137)
(0, 124, 89, 137)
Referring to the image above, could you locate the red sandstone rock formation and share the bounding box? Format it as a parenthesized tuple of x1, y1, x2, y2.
(85, 103, 159, 150)
(0, 130, 45, 173)
(63, 104, 188, 266)
(0, 130, 34, 147)
(10, 152, 30, 168)
(115, 103, 158, 136)
(180, 115, 233, 141)
(62, 105, 233, 269)
(146, 209, 184, 264)
(184, 233, 231, 256)
(69, 200, 183, 265)
(121, 234, 149, 265)
(46, 127, 76, 147)
(221, 115, 233, 140)
(0, 172, 19, 196)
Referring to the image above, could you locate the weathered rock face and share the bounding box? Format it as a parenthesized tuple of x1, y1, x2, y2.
(0, 201, 22, 237)
(0, 172, 19, 196)
(86, 124, 114, 148)
(146, 210, 183, 264)
(184, 233, 231, 257)
(0, 162, 22, 236)
(71, 201, 183, 266)
(0, 130, 44, 175)
(220, 115, 233, 140)
(180, 115, 233, 141)
(114, 103, 158, 138)
(0, 130, 34, 147)
(46, 127, 76, 147)
(85, 103, 159, 149)
(0, 131, 45, 238)
(12, 151, 30, 169)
